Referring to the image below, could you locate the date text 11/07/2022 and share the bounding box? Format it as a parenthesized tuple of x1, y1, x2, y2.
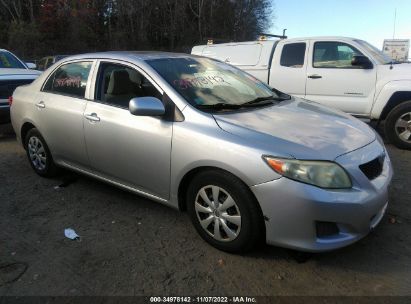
(149, 296, 257, 303)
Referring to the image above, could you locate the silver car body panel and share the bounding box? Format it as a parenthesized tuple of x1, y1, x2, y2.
(11, 51, 393, 251)
(83, 100, 173, 199)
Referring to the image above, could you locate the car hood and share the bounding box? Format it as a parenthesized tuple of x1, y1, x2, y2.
(213, 98, 376, 160)
(0, 68, 41, 78)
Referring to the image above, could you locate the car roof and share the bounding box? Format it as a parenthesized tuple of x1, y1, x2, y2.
(62, 51, 196, 62)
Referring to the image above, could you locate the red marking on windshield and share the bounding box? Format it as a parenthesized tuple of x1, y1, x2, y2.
(173, 76, 230, 90)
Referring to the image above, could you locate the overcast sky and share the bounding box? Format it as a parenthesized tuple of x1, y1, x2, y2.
(271, 0, 411, 51)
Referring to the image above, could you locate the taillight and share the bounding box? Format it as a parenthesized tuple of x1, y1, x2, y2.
(8, 96, 13, 106)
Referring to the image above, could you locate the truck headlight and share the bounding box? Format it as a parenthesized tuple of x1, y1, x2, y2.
(263, 156, 352, 189)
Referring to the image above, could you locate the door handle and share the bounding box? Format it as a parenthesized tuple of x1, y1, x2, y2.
(84, 113, 100, 122)
(35, 101, 46, 109)
(308, 74, 322, 79)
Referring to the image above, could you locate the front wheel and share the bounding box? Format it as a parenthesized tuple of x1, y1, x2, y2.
(187, 170, 265, 253)
(385, 101, 411, 150)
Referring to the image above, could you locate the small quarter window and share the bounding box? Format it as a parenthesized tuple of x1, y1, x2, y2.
(280, 43, 306, 68)
(43, 61, 92, 98)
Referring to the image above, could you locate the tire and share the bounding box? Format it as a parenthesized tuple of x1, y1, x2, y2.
(186, 169, 265, 253)
(24, 128, 59, 177)
(385, 101, 411, 150)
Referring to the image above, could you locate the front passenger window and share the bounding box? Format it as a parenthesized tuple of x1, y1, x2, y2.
(96, 62, 163, 109)
(313, 42, 363, 68)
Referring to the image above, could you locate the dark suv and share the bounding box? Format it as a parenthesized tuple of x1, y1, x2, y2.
(0, 49, 41, 124)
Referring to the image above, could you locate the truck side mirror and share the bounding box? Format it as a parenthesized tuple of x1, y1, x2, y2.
(351, 55, 373, 69)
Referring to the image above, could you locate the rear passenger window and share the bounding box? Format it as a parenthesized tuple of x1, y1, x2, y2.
(43, 61, 92, 98)
(95, 62, 162, 109)
(280, 43, 306, 68)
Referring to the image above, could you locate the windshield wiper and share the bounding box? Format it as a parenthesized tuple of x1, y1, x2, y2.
(240, 96, 289, 107)
(196, 95, 291, 111)
(196, 103, 242, 110)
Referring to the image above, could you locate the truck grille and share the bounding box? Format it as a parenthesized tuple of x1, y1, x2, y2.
(359, 156, 384, 180)
(0, 79, 34, 99)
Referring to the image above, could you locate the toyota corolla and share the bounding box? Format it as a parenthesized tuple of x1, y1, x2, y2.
(10, 52, 393, 252)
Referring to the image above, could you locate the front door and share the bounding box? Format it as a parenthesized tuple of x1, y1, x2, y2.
(305, 41, 377, 115)
(83, 61, 173, 199)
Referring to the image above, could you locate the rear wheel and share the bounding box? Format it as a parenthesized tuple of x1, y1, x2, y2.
(385, 101, 411, 150)
(187, 170, 265, 253)
(25, 128, 58, 177)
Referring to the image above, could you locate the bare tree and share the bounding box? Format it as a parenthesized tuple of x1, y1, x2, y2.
(0, 0, 274, 59)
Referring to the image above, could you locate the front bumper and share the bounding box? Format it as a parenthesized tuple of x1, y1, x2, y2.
(251, 140, 393, 252)
(0, 100, 10, 124)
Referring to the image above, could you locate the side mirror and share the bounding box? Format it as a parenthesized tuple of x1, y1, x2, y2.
(351, 55, 373, 69)
(26, 62, 37, 69)
(129, 97, 165, 116)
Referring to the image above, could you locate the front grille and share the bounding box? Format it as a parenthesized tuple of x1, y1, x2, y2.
(316, 221, 339, 238)
(359, 156, 384, 180)
(0, 79, 34, 99)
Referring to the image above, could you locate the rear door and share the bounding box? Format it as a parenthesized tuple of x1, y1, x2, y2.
(305, 40, 377, 114)
(83, 60, 173, 199)
(34, 60, 94, 169)
(269, 41, 308, 98)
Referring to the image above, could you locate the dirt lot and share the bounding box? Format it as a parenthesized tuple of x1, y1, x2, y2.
(0, 123, 410, 296)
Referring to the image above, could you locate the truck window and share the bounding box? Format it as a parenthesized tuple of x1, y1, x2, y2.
(280, 43, 306, 68)
(313, 41, 363, 68)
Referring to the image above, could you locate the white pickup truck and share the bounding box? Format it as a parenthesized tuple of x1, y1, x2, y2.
(192, 37, 411, 149)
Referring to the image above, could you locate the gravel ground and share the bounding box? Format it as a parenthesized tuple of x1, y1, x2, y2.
(0, 123, 410, 296)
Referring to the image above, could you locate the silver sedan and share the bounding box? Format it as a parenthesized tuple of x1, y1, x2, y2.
(10, 52, 393, 252)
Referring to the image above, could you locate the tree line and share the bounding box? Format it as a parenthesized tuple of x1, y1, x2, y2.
(0, 0, 274, 60)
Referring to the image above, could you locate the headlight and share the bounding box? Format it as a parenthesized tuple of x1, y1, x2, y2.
(263, 156, 352, 189)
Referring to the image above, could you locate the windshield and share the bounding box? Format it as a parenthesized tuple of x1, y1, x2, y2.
(147, 57, 281, 109)
(0, 51, 26, 69)
(355, 40, 393, 64)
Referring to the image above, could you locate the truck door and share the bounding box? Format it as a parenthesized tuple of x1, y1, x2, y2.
(305, 40, 377, 115)
(269, 41, 308, 98)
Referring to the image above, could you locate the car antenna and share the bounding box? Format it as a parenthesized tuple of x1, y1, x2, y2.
(390, 8, 397, 70)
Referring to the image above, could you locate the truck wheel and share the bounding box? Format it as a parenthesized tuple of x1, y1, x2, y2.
(186, 169, 265, 253)
(385, 101, 411, 150)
